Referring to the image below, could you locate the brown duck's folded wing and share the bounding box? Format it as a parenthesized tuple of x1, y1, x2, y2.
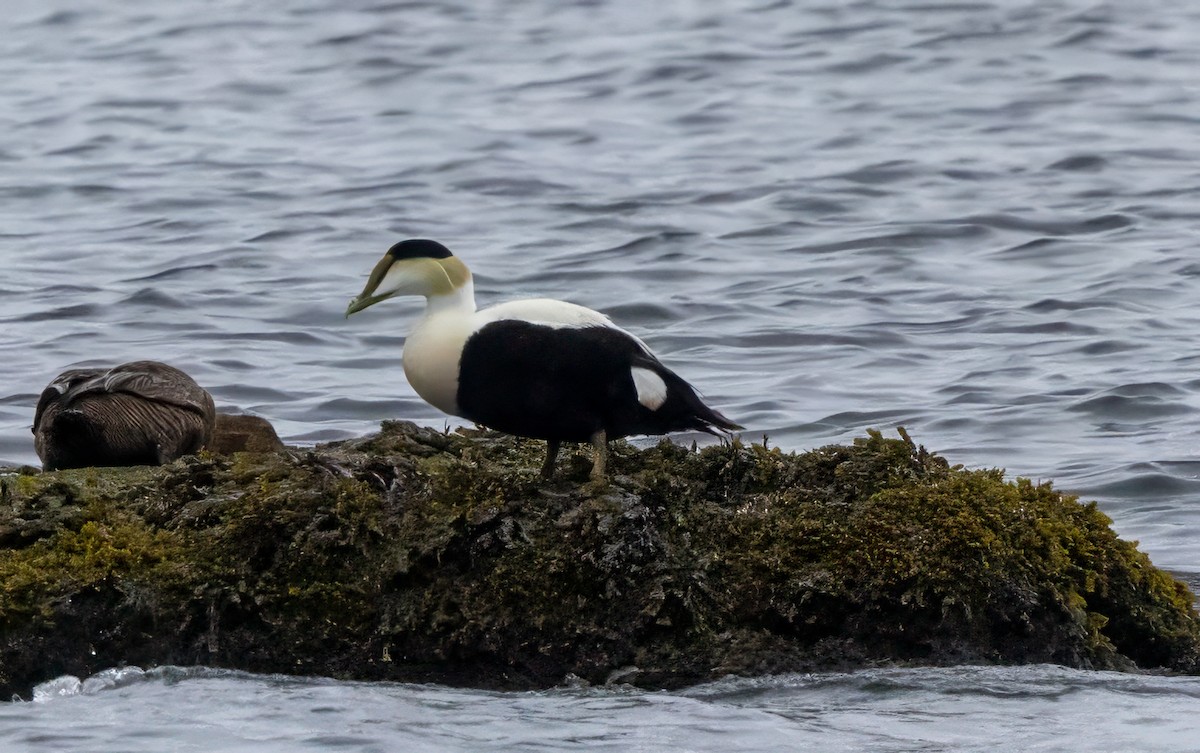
(97, 361, 215, 420)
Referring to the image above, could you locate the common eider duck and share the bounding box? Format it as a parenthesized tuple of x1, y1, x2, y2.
(33, 360, 216, 471)
(346, 239, 741, 480)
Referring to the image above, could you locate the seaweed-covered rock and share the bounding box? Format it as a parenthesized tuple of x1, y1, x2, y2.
(1, 422, 1197, 699)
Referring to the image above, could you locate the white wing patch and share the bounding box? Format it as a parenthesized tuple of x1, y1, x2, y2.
(478, 298, 615, 329)
(631, 367, 668, 410)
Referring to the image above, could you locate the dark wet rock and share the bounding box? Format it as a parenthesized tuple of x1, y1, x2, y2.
(1, 422, 1197, 700)
(210, 412, 285, 455)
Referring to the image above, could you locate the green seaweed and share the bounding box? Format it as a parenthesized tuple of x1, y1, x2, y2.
(0, 422, 1197, 700)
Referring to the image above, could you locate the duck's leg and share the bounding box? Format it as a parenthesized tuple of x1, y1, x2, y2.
(589, 429, 607, 482)
(541, 438, 561, 478)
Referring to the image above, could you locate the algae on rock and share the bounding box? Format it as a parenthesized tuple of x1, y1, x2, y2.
(1, 422, 1198, 699)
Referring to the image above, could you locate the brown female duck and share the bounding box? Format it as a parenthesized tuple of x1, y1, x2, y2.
(33, 360, 216, 471)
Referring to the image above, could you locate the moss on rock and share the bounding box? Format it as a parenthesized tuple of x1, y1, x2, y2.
(1, 422, 1197, 699)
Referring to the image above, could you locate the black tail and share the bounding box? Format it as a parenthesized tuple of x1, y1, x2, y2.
(648, 363, 742, 437)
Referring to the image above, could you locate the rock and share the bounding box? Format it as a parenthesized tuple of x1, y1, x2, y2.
(210, 413, 285, 455)
(0, 422, 1197, 700)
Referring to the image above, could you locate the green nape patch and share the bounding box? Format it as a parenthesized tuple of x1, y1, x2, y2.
(1, 422, 1197, 700)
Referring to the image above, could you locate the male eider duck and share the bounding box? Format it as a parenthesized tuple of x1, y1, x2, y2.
(33, 360, 216, 471)
(346, 238, 741, 480)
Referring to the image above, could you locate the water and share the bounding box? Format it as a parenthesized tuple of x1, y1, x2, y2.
(1, 665, 1198, 753)
(3, 0, 1200, 747)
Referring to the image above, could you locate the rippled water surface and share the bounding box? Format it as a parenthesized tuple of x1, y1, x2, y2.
(4, 665, 1200, 753)
(3, 0, 1200, 746)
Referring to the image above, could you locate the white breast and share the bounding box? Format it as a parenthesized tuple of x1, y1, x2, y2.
(402, 311, 475, 416)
